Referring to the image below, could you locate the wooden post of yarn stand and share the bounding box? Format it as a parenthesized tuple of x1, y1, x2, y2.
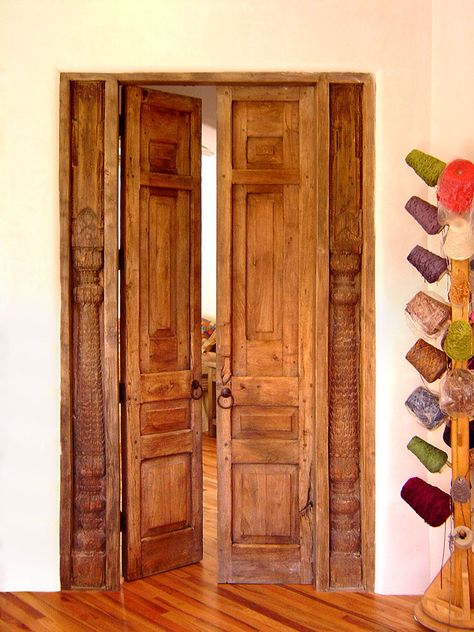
(415, 258, 474, 631)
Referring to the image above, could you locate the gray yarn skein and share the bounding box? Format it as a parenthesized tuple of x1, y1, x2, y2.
(405, 386, 447, 430)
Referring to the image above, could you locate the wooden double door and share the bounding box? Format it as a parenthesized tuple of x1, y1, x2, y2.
(120, 84, 316, 583)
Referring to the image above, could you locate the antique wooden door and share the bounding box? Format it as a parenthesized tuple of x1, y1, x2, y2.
(121, 86, 202, 580)
(217, 86, 316, 583)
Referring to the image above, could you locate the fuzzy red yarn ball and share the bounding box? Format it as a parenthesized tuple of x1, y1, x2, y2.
(401, 476, 452, 527)
(437, 159, 474, 213)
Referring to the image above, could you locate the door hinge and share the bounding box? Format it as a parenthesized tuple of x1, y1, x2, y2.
(119, 382, 126, 404)
(119, 112, 125, 137)
(118, 247, 124, 271)
(120, 510, 124, 532)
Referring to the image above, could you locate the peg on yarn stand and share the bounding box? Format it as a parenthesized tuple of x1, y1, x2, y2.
(443, 420, 474, 449)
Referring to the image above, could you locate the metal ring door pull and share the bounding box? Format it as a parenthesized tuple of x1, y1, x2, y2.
(217, 387, 234, 409)
(191, 379, 203, 400)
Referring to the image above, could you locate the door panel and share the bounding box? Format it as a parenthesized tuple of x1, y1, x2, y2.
(139, 187, 190, 373)
(121, 86, 202, 581)
(217, 86, 316, 583)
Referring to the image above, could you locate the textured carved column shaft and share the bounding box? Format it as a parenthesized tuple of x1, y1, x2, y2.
(71, 209, 106, 587)
(329, 253, 362, 588)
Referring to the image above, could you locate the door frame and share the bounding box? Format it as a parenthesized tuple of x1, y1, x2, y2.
(59, 72, 375, 592)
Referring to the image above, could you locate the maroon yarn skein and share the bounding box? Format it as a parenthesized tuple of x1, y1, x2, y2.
(401, 477, 452, 527)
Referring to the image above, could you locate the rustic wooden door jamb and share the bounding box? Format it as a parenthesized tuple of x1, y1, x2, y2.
(59, 71, 375, 592)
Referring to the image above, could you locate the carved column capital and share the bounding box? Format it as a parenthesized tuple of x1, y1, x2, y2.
(330, 253, 361, 306)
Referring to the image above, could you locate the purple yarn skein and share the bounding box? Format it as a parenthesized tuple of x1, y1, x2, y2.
(407, 245, 447, 283)
(405, 196, 442, 235)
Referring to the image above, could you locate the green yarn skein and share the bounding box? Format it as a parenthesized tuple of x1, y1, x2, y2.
(443, 320, 474, 361)
(405, 149, 446, 187)
(407, 436, 448, 473)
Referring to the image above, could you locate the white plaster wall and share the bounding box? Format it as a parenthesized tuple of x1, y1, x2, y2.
(0, 0, 444, 593)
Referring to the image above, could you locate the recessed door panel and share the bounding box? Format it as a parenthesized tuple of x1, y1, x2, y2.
(232, 464, 299, 544)
(139, 187, 190, 374)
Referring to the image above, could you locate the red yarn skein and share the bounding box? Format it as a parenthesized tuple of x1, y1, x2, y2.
(437, 159, 474, 213)
(401, 476, 452, 527)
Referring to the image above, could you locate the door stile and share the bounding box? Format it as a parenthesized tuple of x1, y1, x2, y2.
(103, 79, 121, 591)
(121, 85, 142, 579)
(314, 78, 330, 591)
(190, 97, 204, 570)
(360, 77, 376, 592)
(216, 86, 233, 582)
(298, 86, 317, 584)
(59, 74, 73, 590)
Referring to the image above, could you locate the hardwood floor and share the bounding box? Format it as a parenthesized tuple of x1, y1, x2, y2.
(0, 435, 422, 631)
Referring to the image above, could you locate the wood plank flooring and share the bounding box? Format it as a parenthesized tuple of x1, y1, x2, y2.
(0, 435, 422, 631)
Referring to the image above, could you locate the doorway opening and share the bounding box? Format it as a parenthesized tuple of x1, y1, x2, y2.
(59, 72, 375, 593)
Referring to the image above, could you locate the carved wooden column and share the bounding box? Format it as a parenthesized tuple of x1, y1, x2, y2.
(70, 83, 107, 588)
(71, 207, 106, 586)
(328, 83, 364, 588)
(60, 79, 120, 589)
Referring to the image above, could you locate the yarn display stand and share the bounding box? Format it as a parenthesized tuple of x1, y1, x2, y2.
(415, 259, 474, 631)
